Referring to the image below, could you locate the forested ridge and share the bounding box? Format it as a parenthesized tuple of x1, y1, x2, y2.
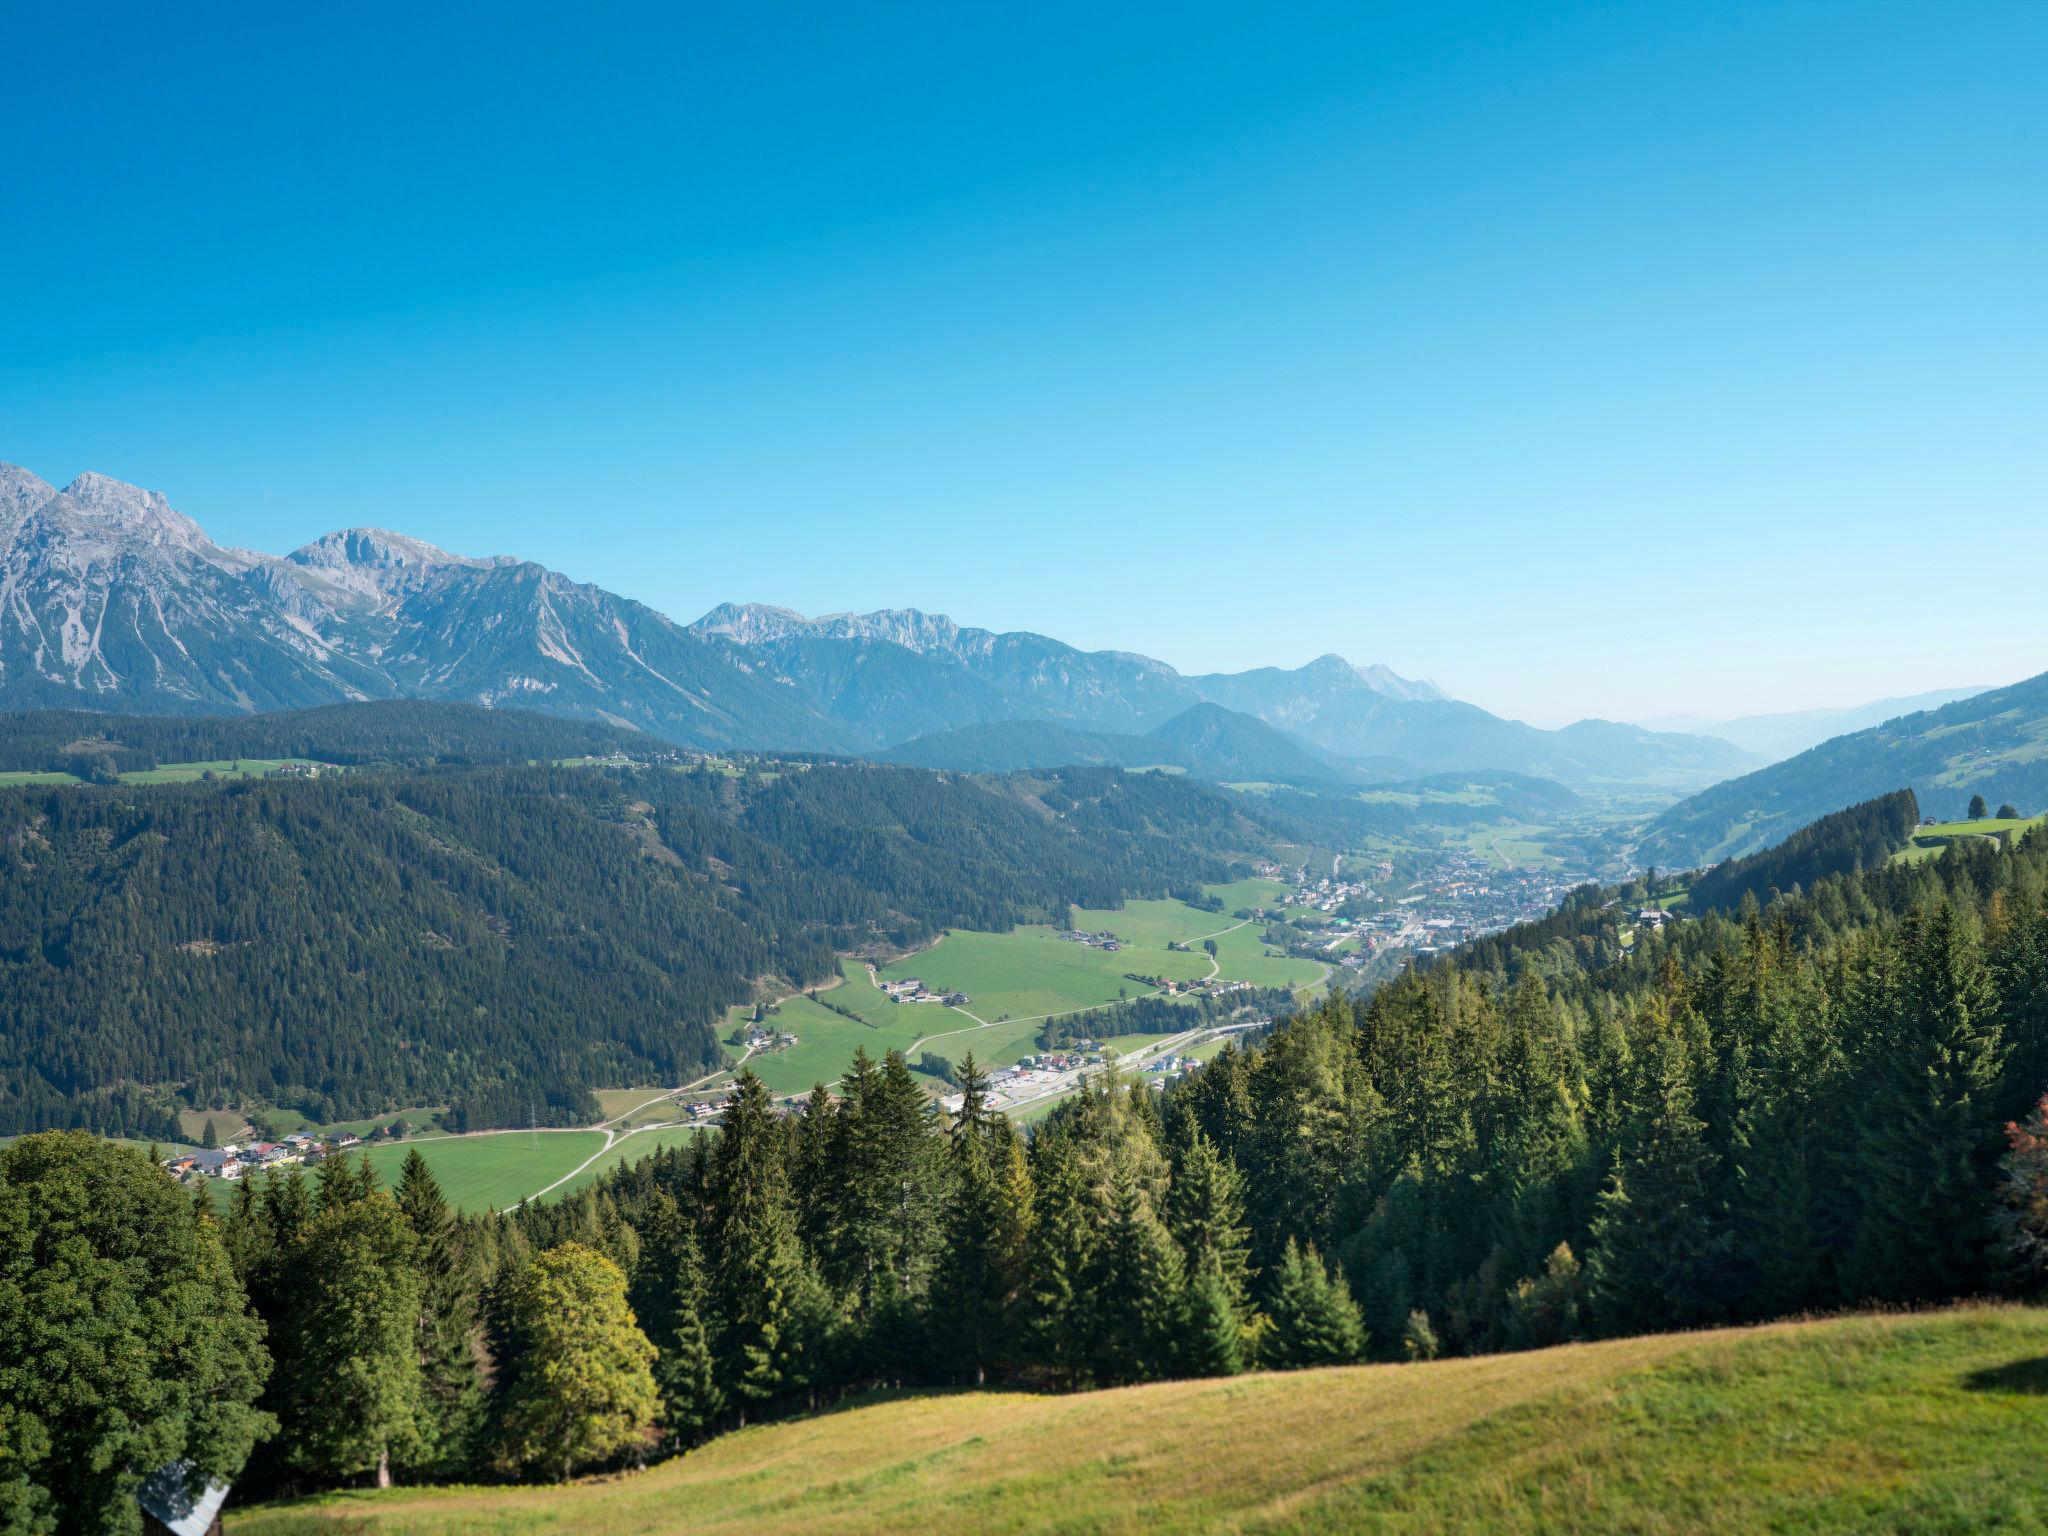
(0, 760, 1255, 1137)
(0, 701, 658, 776)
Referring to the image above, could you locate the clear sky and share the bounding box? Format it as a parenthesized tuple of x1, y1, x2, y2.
(3, 1, 2042, 727)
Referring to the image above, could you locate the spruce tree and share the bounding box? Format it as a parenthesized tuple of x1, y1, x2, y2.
(1264, 1237, 1365, 1368)
(1020, 1132, 1098, 1388)
(706, 1070, 802, 1423)
(394, 1150, 486, 1479)
(1584, 1018, 1731, 1335)
(1846, 903, 2006, 1301)
(1087, 1162, 1187, 1384)
(631, 1195, 725, 1450)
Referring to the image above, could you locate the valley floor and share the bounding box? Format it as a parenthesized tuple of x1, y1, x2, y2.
(230, 1305, 2048, 1535)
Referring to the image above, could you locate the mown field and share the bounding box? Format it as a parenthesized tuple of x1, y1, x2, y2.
(228, 1305, 2048, 1535)
(352, 1132, 606, 1213)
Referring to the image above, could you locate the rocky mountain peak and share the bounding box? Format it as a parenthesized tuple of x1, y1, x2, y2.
(43, 471, 216, 556)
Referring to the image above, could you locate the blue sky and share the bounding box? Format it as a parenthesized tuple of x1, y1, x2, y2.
(3, 1, 2042, 726)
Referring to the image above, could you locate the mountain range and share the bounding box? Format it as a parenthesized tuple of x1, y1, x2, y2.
(0, 463, 1752, 790)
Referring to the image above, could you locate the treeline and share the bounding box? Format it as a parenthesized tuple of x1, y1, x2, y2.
(1684, 788, 1919, 915)
(0, 700, 656, 777)
(1036, 985, 1297, 1049)
(0, 759, 1254, 1136)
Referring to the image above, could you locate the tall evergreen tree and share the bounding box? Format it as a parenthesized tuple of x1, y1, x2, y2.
(271, 1189, 424, 1490)
(1263, 1237, 1365, 1368)
(706, 1070, 802, 1423)
(1584, 1016, 1731, 1334)
(1846, 903, 2006, 1300)
(631, 1194, 725, 1449)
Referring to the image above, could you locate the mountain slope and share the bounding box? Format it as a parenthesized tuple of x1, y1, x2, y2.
(1640, 670, 2048, 866)
(881, 703, 1373, 784)
(0, 759, 1259, 1136)
(0, 469, 852, 750)
(0, 700, 658, 775)
(699, 603, 1746, 789)
(230, 1308, 2048, 1536)
(1638, 686, 1991, 762)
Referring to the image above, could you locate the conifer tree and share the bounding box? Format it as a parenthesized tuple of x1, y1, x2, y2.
(1263, 1237, 1365, 1368)
(933, 1077, 1033, 1384)
(632, 1197, 725, 1447)
(393, 1150, 486, 1479)
(1584, 1018, 1731, 1334)
(1087, 1162, 1187, 1384)
(706, 1070, 802, 1423)
(1021, 1132, 1099, 1388)
(1846, 903, 2006, 1300)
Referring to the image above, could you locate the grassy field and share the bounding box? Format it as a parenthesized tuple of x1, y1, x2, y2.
(546, 1125, 702, 1202)
(118, 758, 324, 783)
(735, 991, 935, 1097)
(352, 1131, 606, 1212)
(0, 769, 81, 785)
(722, 884, 1318, 1102)
(229, 1305, 2048, 1535)
(878, 926, 1212, 1023)
(1897, 814, 2047, 863)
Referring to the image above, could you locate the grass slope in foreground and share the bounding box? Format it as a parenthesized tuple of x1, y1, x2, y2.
(232, 1306, 2048, 1535)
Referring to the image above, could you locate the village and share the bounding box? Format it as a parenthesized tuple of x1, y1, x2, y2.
(1251, 850, 1601, 969)
(160, 1128, 364, 1185)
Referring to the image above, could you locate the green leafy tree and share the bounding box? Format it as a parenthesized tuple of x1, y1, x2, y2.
(1969, 794, 1989, 819)
(497, 1243, 658, 1480)
(1999, 804, 2021, 821)
(271, 1188, 424, 1489)
(0, 1134, 272, 1536)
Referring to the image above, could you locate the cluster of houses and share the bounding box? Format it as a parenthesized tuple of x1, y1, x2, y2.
(741, 1024, 800, 1051)
(1059, 928, 1125, 952)
(878, 976, 970, 1006)
(1019, 1047, 1099, 1071)
(161, 1129, 361, 1184)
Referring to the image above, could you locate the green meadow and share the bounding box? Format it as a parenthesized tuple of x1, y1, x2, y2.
(351, 1131, 606, 1212)
(230, 1306, 2048, 1536)
(1896, 813, 2046, 862)
(877, 925, 1210, 1022)
(120, 758, 324, 783)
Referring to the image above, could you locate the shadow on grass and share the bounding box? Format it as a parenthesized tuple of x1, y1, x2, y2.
(1962, 1356, 2048, 1395)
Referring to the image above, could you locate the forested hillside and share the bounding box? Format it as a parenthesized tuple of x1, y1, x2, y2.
(0, 701, 656, 777)
(1641, 669, 2048, 866)
(0, 761, 1255, 1137)
(1681, 788, 1919, 914)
